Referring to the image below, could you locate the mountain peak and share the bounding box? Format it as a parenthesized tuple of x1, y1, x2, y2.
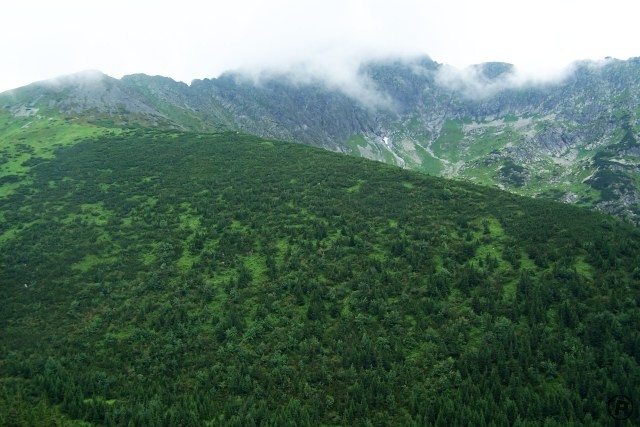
(471, 62, 515, 80)
(34, 69, 111, 89)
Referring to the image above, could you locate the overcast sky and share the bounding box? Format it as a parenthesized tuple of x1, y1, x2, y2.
(1, 0, 639, 93)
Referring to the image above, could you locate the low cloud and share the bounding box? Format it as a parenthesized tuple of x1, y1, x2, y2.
(232, 52, 586, 108)
(433, 62, 578, 99)
(36, 70, 108, 89)
(232, 48, 399, 111)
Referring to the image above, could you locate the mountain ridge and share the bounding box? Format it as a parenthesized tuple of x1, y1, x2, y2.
(2, 56, 639, 222)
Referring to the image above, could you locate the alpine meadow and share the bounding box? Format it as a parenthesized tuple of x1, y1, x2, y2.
(1, 55, 640, 426)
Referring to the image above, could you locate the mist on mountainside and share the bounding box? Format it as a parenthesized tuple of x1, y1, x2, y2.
(226, 53, 587, 106)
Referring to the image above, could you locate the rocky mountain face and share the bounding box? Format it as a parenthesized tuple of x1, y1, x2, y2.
(2, 56, 639, 222)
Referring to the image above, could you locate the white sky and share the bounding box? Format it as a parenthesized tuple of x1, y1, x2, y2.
(1, 0, 639, 93)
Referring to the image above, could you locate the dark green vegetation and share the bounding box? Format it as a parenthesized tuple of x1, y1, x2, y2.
(586, 125, 639, 204)
(1, 130, 639, 426)
(498, 160, 528, 188)
(4, 56, 640, 223)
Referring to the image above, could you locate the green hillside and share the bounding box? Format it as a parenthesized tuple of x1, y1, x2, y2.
(4, 58, 640, 223)
(1, 129, 639, 425)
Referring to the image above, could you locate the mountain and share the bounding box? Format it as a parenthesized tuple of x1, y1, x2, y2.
(1, 129, 639, 425)
(2, 57, 640, 222)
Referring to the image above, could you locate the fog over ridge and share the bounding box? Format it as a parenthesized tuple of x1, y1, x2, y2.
(227, 52, 605, 107)
(3, 51, 632, 111)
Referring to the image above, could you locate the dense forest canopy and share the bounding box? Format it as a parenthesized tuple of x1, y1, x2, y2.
(1, 130, 639, 425)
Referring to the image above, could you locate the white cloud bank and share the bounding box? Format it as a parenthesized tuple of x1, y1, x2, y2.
(1, 0, 638, 93)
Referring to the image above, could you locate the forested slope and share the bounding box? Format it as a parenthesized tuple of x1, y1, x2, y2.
(0, 130, 639, 426)
(4, 57, 640, 222)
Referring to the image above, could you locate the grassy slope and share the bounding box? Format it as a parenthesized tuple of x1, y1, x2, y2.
(0, 129, 639, 425)
(354, 115, 639, 223)
(0, 106, 115, 199)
